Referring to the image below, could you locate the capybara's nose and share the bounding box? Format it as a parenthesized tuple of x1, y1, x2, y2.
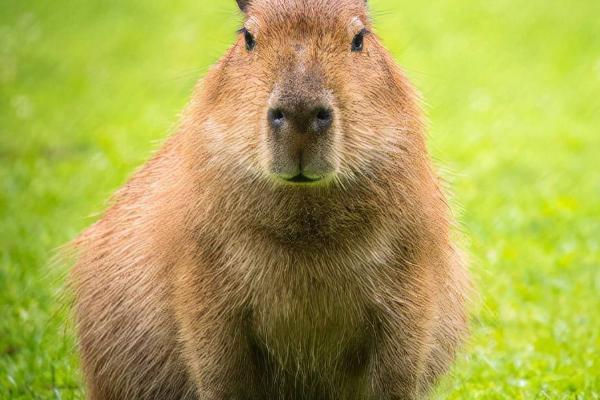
(268, 104, 333, 135)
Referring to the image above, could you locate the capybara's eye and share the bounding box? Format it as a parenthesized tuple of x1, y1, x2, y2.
(351, 29, 368, 52)
(241, 28, 256, 51)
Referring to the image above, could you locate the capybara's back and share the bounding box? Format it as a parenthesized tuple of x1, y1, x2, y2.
(71, 0, 470, 399)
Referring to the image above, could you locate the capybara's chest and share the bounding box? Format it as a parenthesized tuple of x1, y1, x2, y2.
(248, 265, 376, 380)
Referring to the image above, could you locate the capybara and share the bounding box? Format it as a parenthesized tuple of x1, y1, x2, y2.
(71, 0, 470, 398)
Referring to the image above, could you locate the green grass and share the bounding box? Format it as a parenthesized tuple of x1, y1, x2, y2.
(1, 0, 599, 398)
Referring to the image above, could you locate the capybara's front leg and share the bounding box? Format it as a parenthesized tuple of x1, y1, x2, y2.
(366, 296, 434, 400)
(172, 261, 257, 399)
(368, 333, 426, 399)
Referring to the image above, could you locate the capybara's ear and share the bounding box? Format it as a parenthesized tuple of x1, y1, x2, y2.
(236, 0, 251, 13)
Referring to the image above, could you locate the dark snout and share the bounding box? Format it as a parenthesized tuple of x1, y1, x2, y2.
(268, 104, 333, 136)
(267, 82, 338, 184)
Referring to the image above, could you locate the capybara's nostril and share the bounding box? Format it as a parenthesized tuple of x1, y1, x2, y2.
(269, 100, 333, 135)
(314, 108, 333, 132)
(268, 108, 285, 129)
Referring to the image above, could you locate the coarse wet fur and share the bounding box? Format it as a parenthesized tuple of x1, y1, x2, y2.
(70, 0, 470, 399)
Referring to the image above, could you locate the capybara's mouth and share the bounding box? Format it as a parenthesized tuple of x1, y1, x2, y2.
(285, 174, 321, 184)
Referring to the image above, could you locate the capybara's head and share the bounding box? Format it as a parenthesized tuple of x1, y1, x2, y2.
(197, 0, 421, 189)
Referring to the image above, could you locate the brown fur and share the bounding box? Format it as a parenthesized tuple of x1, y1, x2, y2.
(71, 0, 469, 399)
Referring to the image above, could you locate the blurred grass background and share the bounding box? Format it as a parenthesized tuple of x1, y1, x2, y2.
(1, 0, 599, 398)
